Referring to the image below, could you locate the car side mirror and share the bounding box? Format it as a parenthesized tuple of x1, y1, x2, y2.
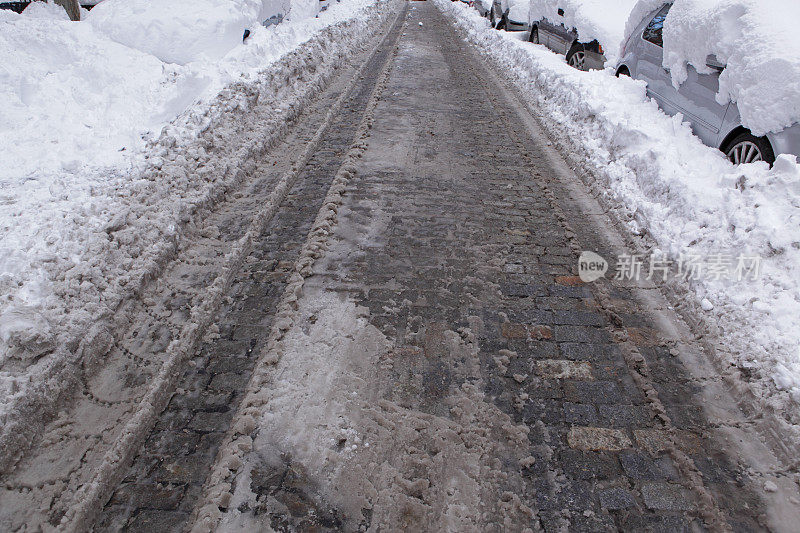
(557, 8, 564, 16)
(705, 54, 725, 71)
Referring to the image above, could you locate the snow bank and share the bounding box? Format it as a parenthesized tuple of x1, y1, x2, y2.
(86, 0, 264, 65)
(0, 0, 389, 437)
(527, 0, 638, 62)
(626, 0, 800, 136)
(437, 0, 800, 422)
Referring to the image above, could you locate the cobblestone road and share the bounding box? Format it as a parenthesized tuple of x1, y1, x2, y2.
(4, 1, 796, 531)
(201, 3, 783, 531)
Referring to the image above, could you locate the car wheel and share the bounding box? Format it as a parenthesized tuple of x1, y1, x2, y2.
(616, 66, 630, 77)
(566, 43, 589, 71)
(725, 132, 775, 165)
(528, 26, 539, 44)
(490, 6, 497, 27)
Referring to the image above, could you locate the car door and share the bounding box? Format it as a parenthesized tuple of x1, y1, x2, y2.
(635, 5, 680, 115)
(553, 8, 575, 54)
(635, 4, 727, 145)
(537, 17, 558, 52)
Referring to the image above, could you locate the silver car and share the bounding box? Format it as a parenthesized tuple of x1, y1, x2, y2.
(491, 0, 529, 32)
(617, 2, 800, 165)
(526, 8, 606, 71)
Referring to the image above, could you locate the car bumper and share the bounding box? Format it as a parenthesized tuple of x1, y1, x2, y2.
(767, 123, 800, 160)
(583, 50, 607, 70)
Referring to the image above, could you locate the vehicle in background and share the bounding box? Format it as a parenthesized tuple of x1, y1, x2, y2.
(526, 3, 609, 70)
(491, 0, 529, 32)
(0, 0, 102, 13)
(616, 2, 800, 165)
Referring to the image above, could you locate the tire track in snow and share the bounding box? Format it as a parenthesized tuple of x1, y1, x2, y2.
(189, 6, 410, 531)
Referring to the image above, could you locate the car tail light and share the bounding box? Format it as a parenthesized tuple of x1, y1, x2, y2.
(598, 44, 604, 55)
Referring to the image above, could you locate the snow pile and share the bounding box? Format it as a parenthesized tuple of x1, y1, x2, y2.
(626, 0, 800, 135)
(527, 0, 638, 61)
(0, 0, 391, 436)
(437, 0, 800, 420)
(86, 0, 263, 65)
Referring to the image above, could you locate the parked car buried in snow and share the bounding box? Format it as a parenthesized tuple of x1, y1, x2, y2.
(526, 0, 637, 71)
(616, 1, 800, 165)
(491, 0, 528, 32)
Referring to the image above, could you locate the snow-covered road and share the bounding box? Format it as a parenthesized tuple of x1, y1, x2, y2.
(1, 0, 800, 531)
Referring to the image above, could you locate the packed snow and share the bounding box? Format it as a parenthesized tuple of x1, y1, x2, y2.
(0, 0, 384, 422)
(527, 0, 638, 62)
(625, 0, 800, 136)
(438, 0, 800, 422)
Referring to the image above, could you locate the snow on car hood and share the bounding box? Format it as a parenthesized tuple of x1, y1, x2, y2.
(626, 0, 800, 136)
(527, 0, 638, 62)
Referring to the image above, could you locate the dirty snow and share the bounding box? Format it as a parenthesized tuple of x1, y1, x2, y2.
(219, 291, 534, 530)
(625, 0, 800, 136)
(527, 0, 638, 62)
(439, 0, 800, 422)
(0, 0, 382, 426)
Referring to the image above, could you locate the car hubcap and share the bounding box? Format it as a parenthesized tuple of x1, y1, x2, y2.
(568, 51, 587, 70)
(727, 141, 763, 164)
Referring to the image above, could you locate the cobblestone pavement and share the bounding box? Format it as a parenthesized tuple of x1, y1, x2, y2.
(204, 3, 787, 532)
(4, 1, 794, 531)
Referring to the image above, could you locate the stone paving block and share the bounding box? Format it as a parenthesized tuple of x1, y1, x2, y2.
(552, 309, 605, 326)
(500, 282, 546, 298)
(564, 402, 598, 425)
(559, 342, 619, 361)
(620, 513, 693, 533)
(563, 380, 623, 404)
(639, 482, 695, 511)
(560, 449, 622, 480)
(599, 487, 636, 510)
(553, 325, 609, 344)
(619, 451, 677, 481)
(598, 404, 652, 428)
(567, 427, 633, 451)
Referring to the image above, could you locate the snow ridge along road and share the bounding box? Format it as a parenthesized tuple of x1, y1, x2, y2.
(0, 0, 405, 531)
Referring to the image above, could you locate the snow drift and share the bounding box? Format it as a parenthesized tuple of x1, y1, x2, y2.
(438, 0, 800, 424)
(625, 0, 800, 136)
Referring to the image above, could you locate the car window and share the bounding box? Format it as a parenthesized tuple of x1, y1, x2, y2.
(642, 4, 671, 47)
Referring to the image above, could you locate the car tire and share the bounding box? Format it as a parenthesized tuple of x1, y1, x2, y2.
(616, 66, 630, 77)
(566, 43, 589, 71)
(724, 132, 775, 166)
(528, 26, 539, 44)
